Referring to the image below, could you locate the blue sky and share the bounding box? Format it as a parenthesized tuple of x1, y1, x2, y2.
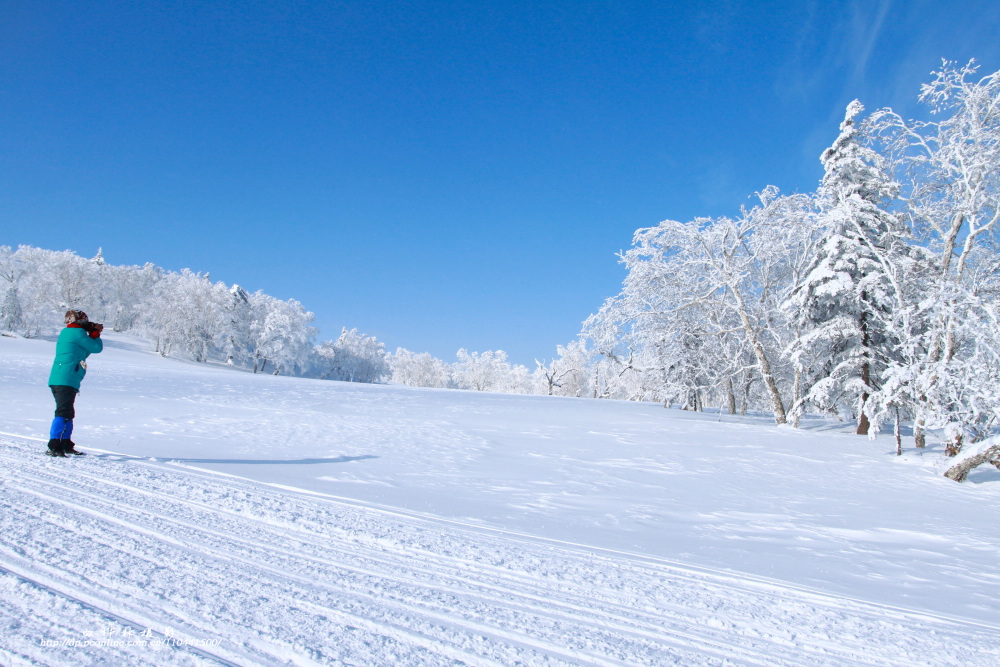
(3, 0, 998, 365)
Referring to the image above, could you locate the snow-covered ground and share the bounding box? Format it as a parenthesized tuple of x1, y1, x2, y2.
(2, 333, 998, 666)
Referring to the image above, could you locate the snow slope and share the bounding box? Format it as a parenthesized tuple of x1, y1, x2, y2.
(1, 334, 999, 665)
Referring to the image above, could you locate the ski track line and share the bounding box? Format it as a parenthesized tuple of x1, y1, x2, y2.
(0, 444, 740, 658)
(3, 459, 780, 667)
(0, 560, 242, 667)
(9, 428, 987, 632)
(3, 439, 996, 667)
(23, 453, 1000, 637)
(3, 475, 924, 667)
(0, 528, 318, 666)
(3, 437, 999, 666)
(169, 457, 1000, 637)
(13, 460, 790, 645)
(0, 451, 548, 665)
(0, 500, 540, 667)
(42, 452, 958, 623)
(3, 444, 996, 664)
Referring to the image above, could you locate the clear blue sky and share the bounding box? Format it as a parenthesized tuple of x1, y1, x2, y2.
(3, 0, 998, 365)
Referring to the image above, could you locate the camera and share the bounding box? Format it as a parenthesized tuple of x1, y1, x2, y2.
(84, 321, 104, 334)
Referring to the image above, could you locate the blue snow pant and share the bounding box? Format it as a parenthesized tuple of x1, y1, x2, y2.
(50, 385, 78, 440)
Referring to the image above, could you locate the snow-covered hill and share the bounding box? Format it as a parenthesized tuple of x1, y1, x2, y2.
(2, 334, 998, 665)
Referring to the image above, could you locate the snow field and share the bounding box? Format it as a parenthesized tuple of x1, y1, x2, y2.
(2, 333, 1000, 665)
(2, 437, 998, 666)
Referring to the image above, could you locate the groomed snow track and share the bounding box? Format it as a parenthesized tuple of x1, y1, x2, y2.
(1, 437, 997, 666)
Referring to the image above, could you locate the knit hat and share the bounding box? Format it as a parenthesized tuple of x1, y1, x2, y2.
(64, 310, 89, 326)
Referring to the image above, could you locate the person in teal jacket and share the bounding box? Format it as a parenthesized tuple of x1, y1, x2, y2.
(47, 310, 103, 457)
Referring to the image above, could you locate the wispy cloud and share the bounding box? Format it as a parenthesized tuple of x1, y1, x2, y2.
(848, 0, 894, 85)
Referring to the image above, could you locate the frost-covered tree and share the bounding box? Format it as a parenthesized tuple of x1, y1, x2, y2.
(139, 269, 229, 362)
(388, 348, 452, 388)
(0, 282, 23, 332)
(453, 349, 520, 392)
(534, 339, 594, 397)
(87, 248, 115, 325)
(247, 292, 316, 375)
(869, 59, 1000, 451)
(0, 246, 97, 336)
(0, 245, 323, 376)
(582, 295, 645, 400)
(589, 188, 813, 422)
(224, 284, 253, 367)
(785, 100, 911, 435)
(48, 249, 100, 314)
(0, 246, 26, 332)
(105, 262, 163, 332)
(317, 328, 389, 383)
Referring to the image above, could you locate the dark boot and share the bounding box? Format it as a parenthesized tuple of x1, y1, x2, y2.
(46, 439, 67, 457)
(61, 440, 85, 456)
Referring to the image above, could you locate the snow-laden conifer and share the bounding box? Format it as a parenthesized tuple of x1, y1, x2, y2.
(785, 101, 910, 434)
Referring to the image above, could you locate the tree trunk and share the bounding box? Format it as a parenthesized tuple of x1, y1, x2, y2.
(856, 397, 871, 434)
(894, 407, 902, 456)
(740, 371, 752, 416)
(856, 400, 870, 435)
(943, 442, 1000, 482)
(791, 367, 802, 428)
(856, 307, 871, 436)
(733, 304, 786, 424)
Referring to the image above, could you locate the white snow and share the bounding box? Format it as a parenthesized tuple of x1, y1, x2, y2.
(2, 333, 999, 665)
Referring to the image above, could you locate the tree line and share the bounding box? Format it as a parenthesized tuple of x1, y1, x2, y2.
(0, 244, 593, 393)
(585, 60, 1000, 475)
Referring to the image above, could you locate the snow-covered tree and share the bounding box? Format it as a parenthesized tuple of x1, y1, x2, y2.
(105, 262, 164, 332)
(785, 100, 911, 434)
(224, 284, 253, 367)
(138, 269, 229, 362)
(48, 249, 100, 315)
(388, 348, 452, 388)
(247, 292, 317, 375)
(534, 339, 594, 397)
(869, 59, 1000, 451)
(0, 246, 96, 336)
(589, 188, 814, 422)
(0, 246, 26, 332)
(453, 349, 517, 392)
(317, 328, 389, 383)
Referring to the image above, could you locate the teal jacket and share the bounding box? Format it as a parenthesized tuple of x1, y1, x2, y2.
(48, 326, 103, 389)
